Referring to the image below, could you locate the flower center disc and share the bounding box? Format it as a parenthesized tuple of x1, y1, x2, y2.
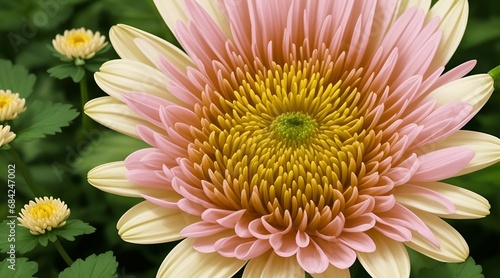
(271, 112, 316, 143)
(0, 96, 12, 109)
(67, 34, 89, 46)
(194, 57, 372, 228)
(30, 204, 56, 220)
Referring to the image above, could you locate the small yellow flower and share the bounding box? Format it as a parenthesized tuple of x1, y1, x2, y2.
(52, 27, 108, 60)
(18, 197, 70, 235)
(0, 125, 15, 147)
(0, 90, 26, 122)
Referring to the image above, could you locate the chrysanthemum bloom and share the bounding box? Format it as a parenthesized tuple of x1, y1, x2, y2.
(0, 125, 16, 147)
(52, 27, 108, 60)
(86, 0, 500, 277)
(0, 89, 26, 122)
(18, 197, 70, 235)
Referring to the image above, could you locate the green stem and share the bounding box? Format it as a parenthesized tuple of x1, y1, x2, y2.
(8, 146, 41, 197)
(488, 65, 500, 92)
(80, 72, 91, 132)
(53, 239, 74, 266)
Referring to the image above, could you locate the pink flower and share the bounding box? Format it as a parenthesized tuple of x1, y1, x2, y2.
(86, 0, 500, 277)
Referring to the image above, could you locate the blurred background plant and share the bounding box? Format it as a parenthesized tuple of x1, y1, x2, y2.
(0, 0, 499, 277)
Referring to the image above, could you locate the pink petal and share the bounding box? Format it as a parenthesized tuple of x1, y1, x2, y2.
(181, 221, 228, 237)
(122, 92, 171, 127)
(339, 232, 376, 253)
(316, 238, 357, 269)
(126, 168, 168, 189)
(205, 209, 246, 228)
(271, 231, 299, 257)
(141, 194, 181, 210)
(412, 147, 475, 182)
(214, 235, 270, 260)
(297, 240, 330, 274)
(234, 239, 271, 260)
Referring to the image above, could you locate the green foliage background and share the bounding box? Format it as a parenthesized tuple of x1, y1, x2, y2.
(0, 0, 499, 277)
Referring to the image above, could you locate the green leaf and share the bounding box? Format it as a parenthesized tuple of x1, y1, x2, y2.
(417, 257, 484, 278)
(10, 101, 79, 143)
(94, 43, 112, 56)
(58, 251, 118, 278)
(0, 144, 11, 150)
(0, 59, 36, 99)
(47, 64, 86, 82)
(38, 235, 49, 247)
(38, 220, 96, 244)
(83, 60, 107, 72)
(0, 258, 38, 278)
(0, 220, 39, 254)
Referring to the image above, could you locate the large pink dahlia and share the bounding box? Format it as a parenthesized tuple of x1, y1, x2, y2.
(86, 0, 500, 277)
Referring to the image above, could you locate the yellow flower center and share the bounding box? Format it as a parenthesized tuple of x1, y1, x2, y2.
(29, 203, 57, 221)
(0, 95, 13, 109)
(194, 55, 376, 228)
(67, 33, 90, 47)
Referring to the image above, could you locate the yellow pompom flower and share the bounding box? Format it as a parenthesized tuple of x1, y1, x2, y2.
(52, 27, 108, 60)
(0, 125, 15, 147)
(0, 90, 26, 122)
(18, 197, 71, 235)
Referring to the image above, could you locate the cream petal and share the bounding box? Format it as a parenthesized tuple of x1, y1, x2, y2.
(357, 232, 410, 278)
(118, 201, 197, 244)
(157, 238, 246, 278)
(405, 210, 469, 262)
(426, 74, 494, 117)
(424, 130, 500, 176)
(153, 0, 231, 39)
(94, 60, 170, 100)
(84, 97, 165, 139)
(110, 24, 193, 71)
(88, 161, 170, 198)
(312, 264, 351, 278)
(396, 0, 432, 17)
(426, 0, 468, 69)
(242, 251, 304, 278)
(394, 184, 455, 217)
(416, 182, 490, 219)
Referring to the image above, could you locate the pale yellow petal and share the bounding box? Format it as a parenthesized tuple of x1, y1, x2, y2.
(396, 0, 432, 17)
(357, 231, 410, 278)
(0, 125, 16, 147)
(94, 59, 169, 100)
(394, 185, 454, 218)
(416, 182, 490, 219)
(427, 74, 494, 117)
(423, 130, 500, 176)
(157, 238, 246, 278)
(88, 161, 172, 198)
(405, 210, 469, 262)
(110, 24, 193, 71)
(242, 251, 303, 278)
(312, 264, 350, 278)
(118, 201, 198, 244)
(84, 96, 164, 139)
(153, 0, 231, 39)
(426, 0, 468, 69)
